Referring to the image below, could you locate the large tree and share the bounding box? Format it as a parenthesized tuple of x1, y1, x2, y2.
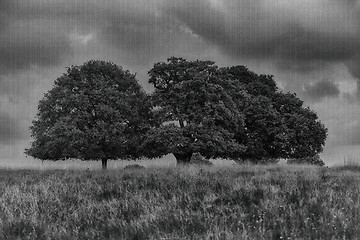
(141, 57, 247, 163)
(26, 60, 151, 169)
(142, 57, 327, 164)
(221, 65, 327, 162)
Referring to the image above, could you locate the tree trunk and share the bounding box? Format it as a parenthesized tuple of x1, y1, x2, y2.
(173, 153, 192, 165)
(102, 159, 108, 170)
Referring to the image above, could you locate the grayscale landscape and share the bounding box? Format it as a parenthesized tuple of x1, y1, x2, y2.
(1, 1, 360, 239)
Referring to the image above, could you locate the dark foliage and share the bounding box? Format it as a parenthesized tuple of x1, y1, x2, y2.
(143, 57, 247, 163)
(26, 60, 152, 169)
(124, 164, 146, 170)
(143, 57, 327, 163)
(222, 66, 327, 161)
(26, 57, 327, 166)
(287, 155, 326, 166)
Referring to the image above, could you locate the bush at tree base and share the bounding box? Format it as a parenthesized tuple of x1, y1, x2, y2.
(287, 155, 325, 166)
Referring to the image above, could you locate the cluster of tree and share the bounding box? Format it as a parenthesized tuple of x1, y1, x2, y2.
(26, 58, 327, 169)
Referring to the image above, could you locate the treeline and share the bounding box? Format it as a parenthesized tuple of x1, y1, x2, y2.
(26, 57, 327, 168)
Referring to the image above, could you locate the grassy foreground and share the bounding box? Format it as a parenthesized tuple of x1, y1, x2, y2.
(0, 165, 360, 239)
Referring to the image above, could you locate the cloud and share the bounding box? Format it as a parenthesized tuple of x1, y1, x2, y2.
(344, 55, 360, 100)
(2, 0, 359, 78)
(166, 0, 359, 60)
(0, 25, 73, 74)
(162, 0, 360, 94)
(162, 0, 227, 47)
(0, 112, 24, 144)
(303, 80, 340, 102)
(0, 1, 74, 75)
(79, 0, 210, 67)
(0, 0, 210, 72)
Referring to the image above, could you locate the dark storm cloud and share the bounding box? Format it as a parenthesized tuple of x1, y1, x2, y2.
(303, 80, 340, 102)
(165, 2, 357, 63)
(2, 0, 360, 76)
(100, 11, 172, 66)
(163, 0, 360, 83)
(0, 112, 24, 144)
(0, 0, 11, 30)
(0, 1, 73, 74)
(161, 0, 227, 47)
(85, 1, 206, 67)
(0, 28, 73, 74)
(345, 55, 360, 99)
(0, 0, 185, 69)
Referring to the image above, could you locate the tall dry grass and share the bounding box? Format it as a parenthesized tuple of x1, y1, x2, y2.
(0, 164, 359, 239)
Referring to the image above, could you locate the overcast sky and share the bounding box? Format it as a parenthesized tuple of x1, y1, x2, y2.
(1, 0, 360, 167)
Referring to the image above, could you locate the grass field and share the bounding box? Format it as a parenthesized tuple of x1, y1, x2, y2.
(0, 164, 360, 239)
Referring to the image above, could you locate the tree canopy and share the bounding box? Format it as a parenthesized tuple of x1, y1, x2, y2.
(26, 60, 151, 169)
(142, 57, 327, 164)
(27, 57, 328, 168)
(222, 66, 327, 163)
(140, 58, 248, 163)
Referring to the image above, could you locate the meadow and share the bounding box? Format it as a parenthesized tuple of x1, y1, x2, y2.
(0, 164, 360, 239)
